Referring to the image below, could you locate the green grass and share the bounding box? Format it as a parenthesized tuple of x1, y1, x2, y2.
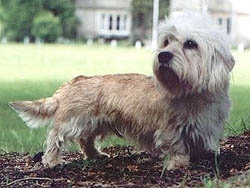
(0, 44, 249, 153)
(226, 50, 250, 135)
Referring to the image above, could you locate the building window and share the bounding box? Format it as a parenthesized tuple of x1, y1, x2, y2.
(116, 15, 120, 30)
(227, 18, 231, 34)
(100, 14, 128, 32)
(109, 15, 113, 30)
(123, 15, 127, 30)
(218, 18, 222, 25)
(98, 13, 129, 36)
(101, 14, 105, 30)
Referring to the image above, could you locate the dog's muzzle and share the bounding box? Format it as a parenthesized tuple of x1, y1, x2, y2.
(158, 51, 173, 66)
(157, 51, 180, 91)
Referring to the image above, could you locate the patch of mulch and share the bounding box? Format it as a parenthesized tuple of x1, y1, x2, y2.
(1, 130, 250, 188)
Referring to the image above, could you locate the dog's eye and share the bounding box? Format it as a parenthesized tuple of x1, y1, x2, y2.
(183, 40, 198, 49)
(163, 39, 169, 47)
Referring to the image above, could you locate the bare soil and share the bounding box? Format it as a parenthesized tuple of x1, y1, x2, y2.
(1, 130, 250, 188)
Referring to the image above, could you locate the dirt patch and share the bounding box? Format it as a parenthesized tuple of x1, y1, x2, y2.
(1, 130, 250, 187)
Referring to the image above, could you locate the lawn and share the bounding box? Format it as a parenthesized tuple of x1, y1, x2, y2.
(0, 44, 249, 153)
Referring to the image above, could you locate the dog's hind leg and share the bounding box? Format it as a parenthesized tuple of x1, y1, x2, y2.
(78, 120, 113, 159)
(42, 117, 83, 167)
(79, 132, 110, 159)
(85, 135, 102, 158)
(42, 128, 65, 167)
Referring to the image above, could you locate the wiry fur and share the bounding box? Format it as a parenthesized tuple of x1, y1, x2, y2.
(9, 12, 234, 169)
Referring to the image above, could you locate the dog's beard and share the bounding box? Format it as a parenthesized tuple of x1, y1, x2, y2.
(155, 63, 199, 99)
(158, 65, 180, 91)
(155, 62, 190, 98)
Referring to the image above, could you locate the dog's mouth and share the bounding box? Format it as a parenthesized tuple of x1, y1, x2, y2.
(158, 65, 180, 91)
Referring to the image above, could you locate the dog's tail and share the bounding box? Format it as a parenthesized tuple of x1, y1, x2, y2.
(9, 97, 58, 128)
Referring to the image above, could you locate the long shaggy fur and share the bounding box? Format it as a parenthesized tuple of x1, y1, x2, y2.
(9, 12, 234, 169)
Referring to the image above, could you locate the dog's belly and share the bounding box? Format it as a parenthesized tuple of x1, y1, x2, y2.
(82, 113, 160, 154)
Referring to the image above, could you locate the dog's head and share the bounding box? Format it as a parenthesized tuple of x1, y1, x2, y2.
(153, 12, 235, 98)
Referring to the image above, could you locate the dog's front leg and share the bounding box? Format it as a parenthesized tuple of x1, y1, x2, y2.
(155, 129, 190, 170)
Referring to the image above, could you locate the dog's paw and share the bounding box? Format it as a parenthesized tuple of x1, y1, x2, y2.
(94, 152, 110, 160)
(85, 151, 110, 160)
(33, 151, 44, 163)
(167, 155, 189, 170)
(42, 155, 67, 168)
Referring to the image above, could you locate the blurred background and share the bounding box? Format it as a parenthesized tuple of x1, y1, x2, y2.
(1, 0, 250, 49)
(0, 0, 249, 153)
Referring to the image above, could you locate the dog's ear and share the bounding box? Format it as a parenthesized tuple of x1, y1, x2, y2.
(228, 56, 235, 72)
(223, 54, 235, 72)
(215, 45, 235, 72)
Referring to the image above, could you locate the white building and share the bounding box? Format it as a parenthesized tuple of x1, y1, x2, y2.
(75, 0, 250, 47)
(75, 0, 132, 40)
(170, 0, 250, 47)
(231, 0, 250, 47)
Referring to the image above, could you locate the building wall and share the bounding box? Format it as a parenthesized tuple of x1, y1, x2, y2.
(75, 8, 96, 39)
(232, 14, 250, 46)
(75, 0, 132, 40)
(231, 0, 250, 47)
(170, 0, 202, 13)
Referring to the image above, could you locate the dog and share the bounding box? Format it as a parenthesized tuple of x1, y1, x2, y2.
(9, 12, 234, 170)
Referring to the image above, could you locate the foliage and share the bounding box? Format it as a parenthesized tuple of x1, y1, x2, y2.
(41, 0, 76, 39)
(32, 12, 62, 43)
(0, 0, 75, 42)
(0, 0, 43, 41)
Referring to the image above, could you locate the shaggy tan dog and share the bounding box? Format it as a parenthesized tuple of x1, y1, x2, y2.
(9, 12, 234, 170)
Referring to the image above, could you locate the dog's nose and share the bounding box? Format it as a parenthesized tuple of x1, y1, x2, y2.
(158, 51, 173, 65)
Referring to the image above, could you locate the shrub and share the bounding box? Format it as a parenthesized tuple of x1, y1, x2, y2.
(32, 12, 62, 43)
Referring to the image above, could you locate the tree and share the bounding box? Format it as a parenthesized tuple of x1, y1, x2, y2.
(41, 0, 76, 39)
(32, 12, 62, 43)
(131, 0, 170, 43)
(0, 0, 43, 42)
(0, 0, 76, 42)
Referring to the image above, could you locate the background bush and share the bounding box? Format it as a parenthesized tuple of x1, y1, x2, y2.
(0, 0, 76, 42)
(32, 12, 62, 43)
